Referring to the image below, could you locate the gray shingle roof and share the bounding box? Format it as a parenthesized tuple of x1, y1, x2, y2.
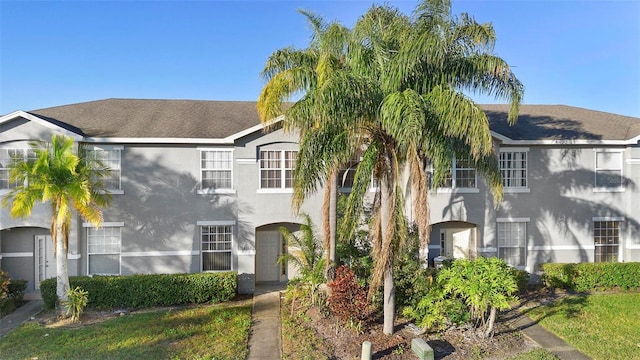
(482, 104, 640, 141)
(29, 98, 262, 139)
(25, 99, 640, 141)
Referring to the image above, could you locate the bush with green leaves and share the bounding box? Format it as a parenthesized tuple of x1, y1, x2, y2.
(438, 257, 519, 338)
(0, 272, 27, 316)
(40, 272, 237, 310)
(394, 231, 436, 308)
(63, 286, 89, 321)
(541, 262, 640, 292)
(402, 280, 469, 331)
(277, 214, 325, 306)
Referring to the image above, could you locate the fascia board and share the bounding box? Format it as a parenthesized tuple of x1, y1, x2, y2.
(0, 111, 84, 141)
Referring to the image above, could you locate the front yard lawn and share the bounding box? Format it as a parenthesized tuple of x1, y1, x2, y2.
(0, 302, 252, 360)
(526, 292, 640, 360)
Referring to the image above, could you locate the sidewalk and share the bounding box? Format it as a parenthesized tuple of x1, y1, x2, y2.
(246, 283, 285, 360)
(0, 295, 44, 338)
(506, 311, 591, 360)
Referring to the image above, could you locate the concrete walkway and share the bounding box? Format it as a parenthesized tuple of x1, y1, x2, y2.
(0, 293, 44, 338)
(246, 283, 285, 360)
(506, 310, 591, 360)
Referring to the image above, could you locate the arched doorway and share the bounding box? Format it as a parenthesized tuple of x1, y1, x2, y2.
(255, 222, 300, 283)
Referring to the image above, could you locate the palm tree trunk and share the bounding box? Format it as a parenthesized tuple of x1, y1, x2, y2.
(381, 173, 395, 335)
(55, 219, 71, 317)
(329, 171, 337, 266)
(383, 264, 395, 335)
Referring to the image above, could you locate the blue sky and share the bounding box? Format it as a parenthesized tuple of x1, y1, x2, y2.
(1, 1, 639, 117)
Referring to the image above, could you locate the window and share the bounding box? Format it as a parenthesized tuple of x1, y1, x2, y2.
(594, 150, 623, 190)
(499, 151, 527, 188)
(338, 159, 359, 189)
(594, 220, 619, 262)
(201, 225, 233, 271)
(201, 150, 232, 190)
(259, 150, 297, 189)
(86, 147, 122, 191)
(497, 222, 526, 267)
(0, 149, 36, 190)
(438, 157, 477, 189)
(87, 225, 121, 275)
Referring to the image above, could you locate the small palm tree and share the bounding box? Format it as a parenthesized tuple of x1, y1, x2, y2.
(2, 135, 111, 315)
(277, 214, 326, 306)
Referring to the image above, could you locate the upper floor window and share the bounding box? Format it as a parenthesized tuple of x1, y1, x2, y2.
(499, 151, 528, 190)
(86, 147, 122, 192)
(200, 150, 233, 191)
(438, 157, 476, 189)
(259, 150, 296, 189)
(0, 148, 36, 190)
(594, 150, 623, 191)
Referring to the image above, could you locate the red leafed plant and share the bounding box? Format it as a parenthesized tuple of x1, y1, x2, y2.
(327, 265, 371, 325)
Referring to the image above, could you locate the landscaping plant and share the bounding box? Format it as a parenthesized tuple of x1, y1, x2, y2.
(438, 257, 519, 338)
(277, 214, 326, 306)
(63, 286, 89, 321)
(327, 265, 371, 329)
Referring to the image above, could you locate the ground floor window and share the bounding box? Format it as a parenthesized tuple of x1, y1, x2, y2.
(497, 222, 526, 267)
(594, 220, 619, 262)
(201, 225, 232, 271)
(87, 225, 121, 275)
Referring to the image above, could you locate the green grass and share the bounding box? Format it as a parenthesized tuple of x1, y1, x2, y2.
(505, 349, 559, 360)
(0, 302, 252, 360)
(526, 292, 640, 360)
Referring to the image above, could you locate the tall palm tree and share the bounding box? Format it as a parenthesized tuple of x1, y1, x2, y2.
(259, 0, 523, 335)
(257, 10, 353, 274)
(2, 135, 111, 315)
(341, 0, 523, 334)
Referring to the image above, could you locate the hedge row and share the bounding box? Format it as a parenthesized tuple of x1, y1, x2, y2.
(41, 272, 237, 310)
(541, 262, 640, 292)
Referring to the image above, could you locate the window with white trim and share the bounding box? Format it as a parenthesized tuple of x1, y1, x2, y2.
(200, 150, 233, 190)
(594, 150, 623, 190)
(497, 222, 526, 267)
(0, 148, 36, 189)
(87, 225, 121, 275)
(499, 151, 527, 188)
(201, 225, 233, 271)
(86, 148, 122, 191)
(259, 150, 297, 189)
(441, 157, 476, 188)
(594, 220, 619, 262)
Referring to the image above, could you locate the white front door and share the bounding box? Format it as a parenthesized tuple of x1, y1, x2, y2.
(443, 228, 471, 259)
(256, 230, 282, 282)
(35, 235, 55, 290)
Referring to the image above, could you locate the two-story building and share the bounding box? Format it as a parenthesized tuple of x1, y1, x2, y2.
(1, 99, 639, 293)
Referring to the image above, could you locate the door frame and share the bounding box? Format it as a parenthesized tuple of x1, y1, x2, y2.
(34, 235, 55, 290)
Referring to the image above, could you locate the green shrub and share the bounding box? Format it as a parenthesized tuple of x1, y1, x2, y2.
(511, 268, 530, 293)
(541, 262, 640, 292)
(394, 232, 437, 308)
(439, 257, 519, 338)
(41, 272, 237, 310)
(7, 280, 27, 304)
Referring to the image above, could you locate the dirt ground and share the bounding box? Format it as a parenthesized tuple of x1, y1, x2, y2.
(284, 288, 569, 360)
